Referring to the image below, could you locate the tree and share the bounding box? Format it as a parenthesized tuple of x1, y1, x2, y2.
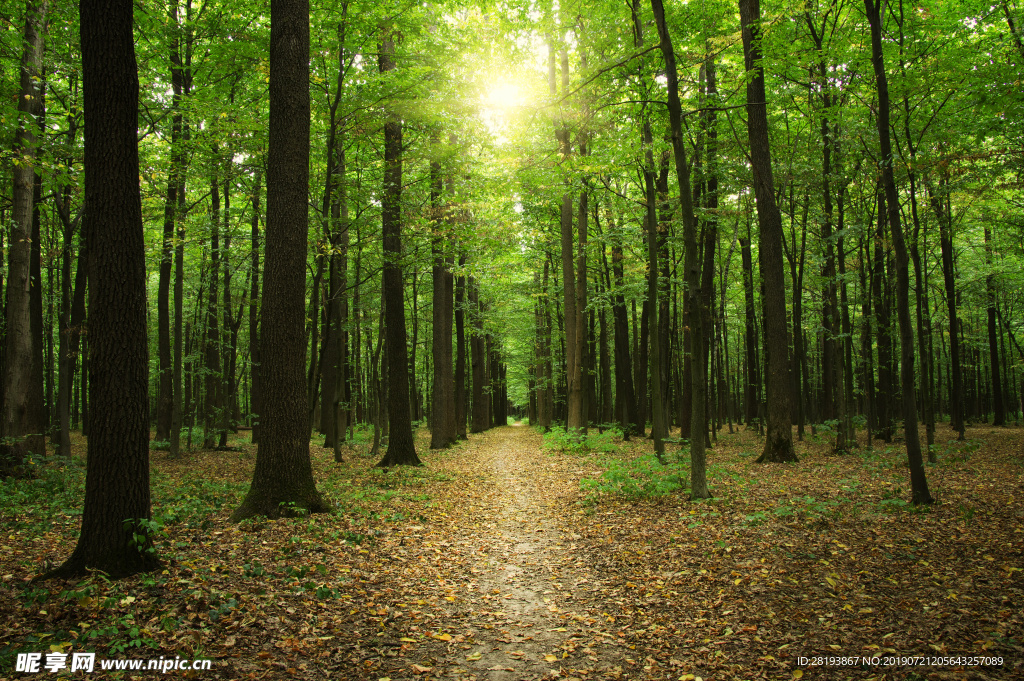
(375, 21, 421, 467)
(650, 0, 710, 497)
(1, 0, 48, 475)
(230, 0, 332, 519)
(430, 156, 457, 449)
(864, 0, 932, 504)
(44, 0, 158, 579)
(739, 0, 796, 463)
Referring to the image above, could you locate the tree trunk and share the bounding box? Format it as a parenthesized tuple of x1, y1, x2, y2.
(469, 279, 487, 433)
(873, 193, 893, 442)
(740, 0, 796, 463)
(45, 0, 159, 578)
(611, 238, 639, 437)
(246, 172, 260, 446)
(651, 0, 709, 493)
(986, 225, 1005, 426)
(2, 0, 48, 473)
(740, 231, 760, 428)
(931, 174, 964, 439)
(375, 25, 419, 467)
(455, 255, 468, 439)
(430, 159, 457, 448)
(169, 25, 191, 457)
(203, 158, 222, 449)
(865, 0, 932, 504)
(230, 0, 332, 518)
(58, 236, 86, 457)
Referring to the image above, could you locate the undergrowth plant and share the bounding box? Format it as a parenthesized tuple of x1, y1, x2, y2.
(580, 452, 689, 501)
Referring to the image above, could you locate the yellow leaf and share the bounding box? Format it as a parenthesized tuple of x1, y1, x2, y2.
(435, 633, 452, 641)
(544, 654, 557, 662)
(466, 651, 482, 661)
(679, 675, 695, 681)
(825, 577, 836, 587)
(734, 578, 742, 585)
(793, 670, 804, 679)
(399, 637, 417, 643)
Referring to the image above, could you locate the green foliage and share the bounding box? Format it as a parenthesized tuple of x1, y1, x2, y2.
(542, 428, 621, 456)
(580, 453, 687, 501)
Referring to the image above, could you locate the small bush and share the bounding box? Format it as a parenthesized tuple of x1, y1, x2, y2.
(580, 453, 687, 501)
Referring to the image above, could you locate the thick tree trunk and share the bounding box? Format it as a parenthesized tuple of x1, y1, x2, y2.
(45, 0, 159, 578)
(230, 0, 332, 517)
(740, 0, 796, 463)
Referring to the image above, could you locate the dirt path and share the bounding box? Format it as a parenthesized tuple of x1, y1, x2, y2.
(383, 425, 602, 681)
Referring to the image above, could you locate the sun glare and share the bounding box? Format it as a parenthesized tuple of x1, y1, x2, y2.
(485, 83, 522, 110)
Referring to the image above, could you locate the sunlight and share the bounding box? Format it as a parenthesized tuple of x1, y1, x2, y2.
(485, 83, 523, 110)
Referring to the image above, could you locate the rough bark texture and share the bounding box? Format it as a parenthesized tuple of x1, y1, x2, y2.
(740, 0, 796, 463)
(230, 0, 332, 518)
(865, 0, 932, 504)
(374, 26, 420, 467)
(44, 0, 159, 579)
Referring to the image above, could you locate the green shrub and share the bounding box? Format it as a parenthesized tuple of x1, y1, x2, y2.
(580, 453, 687, 501)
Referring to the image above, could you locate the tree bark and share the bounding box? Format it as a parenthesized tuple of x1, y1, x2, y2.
(203, 156, 222, 449)
(740, 0, 796, 463)
(651, 0, 709, 494)
(430, 158, 457, 449)
(865, 0, 932, 504)
(470, 278, 488, 433)
(2, 0, 49, 473)
(45, 0, 159, 578)
(230, 0, 333, 518)
(986, 224, 1005, 426)
(454, 254, 468, 438)
(375, 24, 420, 467)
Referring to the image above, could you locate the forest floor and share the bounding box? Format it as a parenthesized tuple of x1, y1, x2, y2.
(1, 421, 1023, 680)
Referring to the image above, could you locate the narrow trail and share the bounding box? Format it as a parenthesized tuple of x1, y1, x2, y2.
(389, 425, 604, 681)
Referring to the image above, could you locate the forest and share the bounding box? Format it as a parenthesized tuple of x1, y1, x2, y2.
(0, 0, 1023, 677)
